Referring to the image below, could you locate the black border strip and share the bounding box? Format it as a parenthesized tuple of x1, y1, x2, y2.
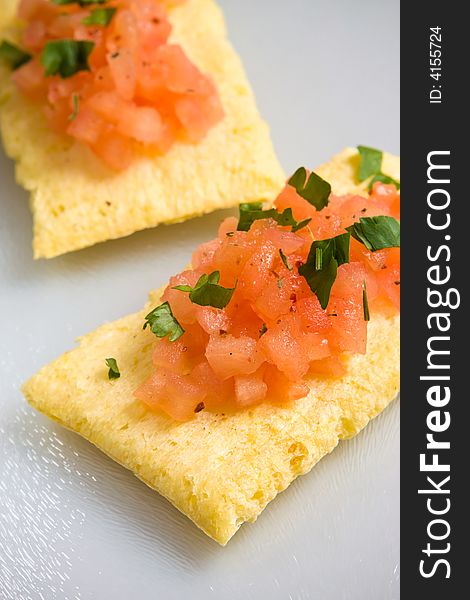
(401, 0, 466, 595)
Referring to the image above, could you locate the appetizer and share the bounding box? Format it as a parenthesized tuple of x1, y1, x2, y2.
(22, 147, 400, 545)
(0, 0, 284, 258)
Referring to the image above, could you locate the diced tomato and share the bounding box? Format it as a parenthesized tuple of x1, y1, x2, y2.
(258, 315, 310, 381)
(234, 367, 268, 407)
(12, 58, 46, 101)
(135, 369, 206, 421)
(309, 356, 346, 378)
(238, 240, 277, 301)
(91, 129, 135, 171)
(117, 105, 163, 143)
(192, 238, 222, 270)
(22, 20, 46, 50)
(297, 296, 331, 333)
(206, 334, 263, 380)
(18, 0, 55, 21)
(264, 364, 309, 404)
(108, 49, 137, 101)
(190, 360, 235, 412)
(196, 306, 231, 335)
(67, 107, 106, 145)
(328, 297, 367, 354)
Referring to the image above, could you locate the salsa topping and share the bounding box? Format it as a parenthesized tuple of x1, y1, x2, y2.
(135, 157, 400, 420)
(1, 0, 223, 170)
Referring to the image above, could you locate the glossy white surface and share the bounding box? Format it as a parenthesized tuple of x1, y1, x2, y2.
(0, 0, 399, 598)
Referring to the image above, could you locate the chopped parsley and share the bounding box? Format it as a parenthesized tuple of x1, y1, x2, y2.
(173, 271, 235, 309)
(346, 216, 400, 252)
(288, 167, 331, 210)
(298, 232, 351, 309)
(105, 357, 120, 380)
(368, 172, 401, 191)
(357, 146, 383, 181)
(0, 41, 31, 70)
(362, 280, 370, 321)
(279, 248, 292, 270)
(292, 217, 312, 233)
(41, 40, 95, 79)
(259, 323, 268, 337)
(83, 7, 117, 26)
(237, 202, 310, 233)
(357, 145, 400, 191)
(68, 93, 80, 121)
(143, 301, 185, 342)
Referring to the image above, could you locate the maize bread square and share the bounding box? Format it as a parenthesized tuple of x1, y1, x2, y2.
(22, 148, 400, 545)
(0, 0, 285, 258)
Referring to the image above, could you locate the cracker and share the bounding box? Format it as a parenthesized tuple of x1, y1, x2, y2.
(22, 148, 400, 545)
(0, 0, 285, 258)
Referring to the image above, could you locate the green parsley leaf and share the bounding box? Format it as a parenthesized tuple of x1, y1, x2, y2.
(105, 357, 120, 380)
(300, 254, 337, 310)
(368, 172, 401, 191)
(173, 271, 235, 309)
(291, 217, 312, 233)
(346, 216, 400, 252)
(288, 166, 307, 190)
(143, 301, 185, 342)
(357, 145, 383, 182)
(288, 167, 331, 210)
(279, 248, 292, 270)
(275, 208, 303, 228)
(237, 202, 263, 231)
(330, 232, 351, 266)
(83, 7, 116, 26)
(0, 41, 31, 70)
(357, 145, 400, 191)
(41, 40, 94, 79)
(362, 280, 370, 321)
(259, 323, 268, 337)
(68, 93, 80, 121)
(277, 278, 283, 289)
(298, 232, 351, 309)
(237, 203, 310, 233)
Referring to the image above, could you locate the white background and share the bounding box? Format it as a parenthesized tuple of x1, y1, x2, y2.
(0, 0, 400, 598)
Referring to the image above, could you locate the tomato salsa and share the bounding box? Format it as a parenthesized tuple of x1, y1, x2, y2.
(135, 151, 401, 420)
(1, 0, 223, 169)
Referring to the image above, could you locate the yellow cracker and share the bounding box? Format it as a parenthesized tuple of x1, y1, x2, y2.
(0, 0, 285, 258)
(22, 148, 400, 545)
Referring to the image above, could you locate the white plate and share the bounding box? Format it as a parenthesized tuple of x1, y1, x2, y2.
(0, 1, 399, 598)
